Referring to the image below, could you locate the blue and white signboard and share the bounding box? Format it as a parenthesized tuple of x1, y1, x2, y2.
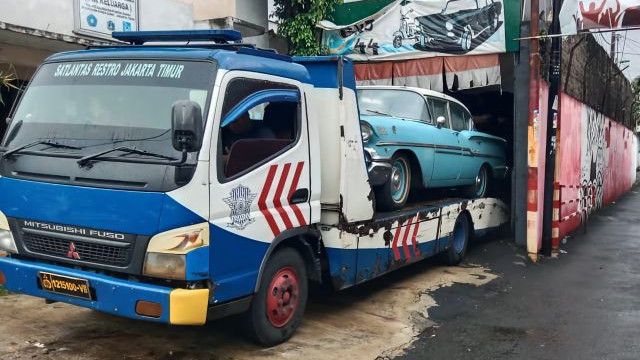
(74, 0, 139, 40)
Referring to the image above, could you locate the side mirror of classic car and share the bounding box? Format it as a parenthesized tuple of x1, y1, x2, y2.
(436, 116, 447, 128)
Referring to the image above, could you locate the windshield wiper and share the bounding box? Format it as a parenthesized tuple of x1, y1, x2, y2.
(77, 146, 178, 167)
(364, 109, 393, 117)
(2, 140, 82, 159)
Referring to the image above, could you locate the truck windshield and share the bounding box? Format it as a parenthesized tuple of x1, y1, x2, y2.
(357, 89, 431, 122)
(2, 60, 216, 161)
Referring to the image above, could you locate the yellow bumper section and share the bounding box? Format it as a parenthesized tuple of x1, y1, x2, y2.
(169, 288, 210, 325)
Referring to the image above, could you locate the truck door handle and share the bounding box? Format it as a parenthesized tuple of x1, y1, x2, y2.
(289, 189, 309, 204)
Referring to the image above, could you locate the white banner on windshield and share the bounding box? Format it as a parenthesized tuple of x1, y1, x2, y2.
(319, 0, 506, 61)
(560, 0, 640, 35)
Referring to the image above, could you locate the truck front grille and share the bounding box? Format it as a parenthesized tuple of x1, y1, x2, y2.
(22, 233, 131, 267)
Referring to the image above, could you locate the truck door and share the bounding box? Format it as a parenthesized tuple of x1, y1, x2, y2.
(208, 73, 313, 302)
(428, 97, 462, 182)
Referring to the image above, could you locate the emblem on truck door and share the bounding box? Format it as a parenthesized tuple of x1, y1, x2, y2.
(223, 185, 257, 230)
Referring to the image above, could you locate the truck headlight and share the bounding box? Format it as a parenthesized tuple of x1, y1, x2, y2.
(0, 211, 17, 254)
(143, 223, 209, 280)
(361, 122, 374, 143)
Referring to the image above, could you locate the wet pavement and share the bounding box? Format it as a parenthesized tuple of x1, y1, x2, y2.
(401, 187, 640, 360)
(1, 188, 639, 359)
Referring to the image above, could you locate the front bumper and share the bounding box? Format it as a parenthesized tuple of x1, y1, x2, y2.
(0, 256, 209, 325)
(364, 148, 392, 187)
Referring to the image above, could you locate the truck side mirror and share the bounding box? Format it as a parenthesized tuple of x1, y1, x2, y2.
(171, 100, 203, 152)
(436, 116, 447, 128)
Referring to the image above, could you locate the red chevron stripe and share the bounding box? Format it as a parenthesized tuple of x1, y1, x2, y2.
(391, 225, 402, 261)
(259, 165, 280, 236)
(401, 217, 413, 260)
(411, 215, 421, 258)
(273, 163, 293, 230)
(288, 161, 307, 226)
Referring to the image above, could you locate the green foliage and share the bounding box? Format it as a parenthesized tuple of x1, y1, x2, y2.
(0, 285, 8, 296)
(0, 66, 18, 106)
(273, 0, 341, 55)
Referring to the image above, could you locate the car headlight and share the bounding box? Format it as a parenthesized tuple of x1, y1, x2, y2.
(143, 223, 209, 280)
(0, 211, 17, 254)
(445, 21, 454, 31)
(361, 122, 374, 143)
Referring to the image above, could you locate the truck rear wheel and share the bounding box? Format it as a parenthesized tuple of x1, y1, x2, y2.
(245, 248, 308, 346)
(445, 214, 470, 265)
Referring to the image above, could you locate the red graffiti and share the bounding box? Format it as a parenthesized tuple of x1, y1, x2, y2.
(579, 0, 623, 28)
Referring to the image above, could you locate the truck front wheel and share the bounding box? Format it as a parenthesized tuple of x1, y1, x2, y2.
(245, 247, 308, 346)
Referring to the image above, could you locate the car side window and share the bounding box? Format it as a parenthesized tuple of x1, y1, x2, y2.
(465, 108, 474, 130)
(429, 97, 450, 128)
(450, 103, 468, 131)
(419, 97, 433, 123)
(219, 77, 300, 180)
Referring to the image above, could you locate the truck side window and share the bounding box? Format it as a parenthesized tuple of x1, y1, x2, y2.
(429, 98, 449, 128)
(219, 78, 300, 179)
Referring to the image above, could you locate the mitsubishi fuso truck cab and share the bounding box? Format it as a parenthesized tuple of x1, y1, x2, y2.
(0, 30, 508, 346)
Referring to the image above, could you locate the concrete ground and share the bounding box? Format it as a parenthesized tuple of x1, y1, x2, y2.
(0, 188, 639, 359)
(401, 187, 640, 360)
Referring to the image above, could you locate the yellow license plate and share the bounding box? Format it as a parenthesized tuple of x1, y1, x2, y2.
(39, 272, 92, 300)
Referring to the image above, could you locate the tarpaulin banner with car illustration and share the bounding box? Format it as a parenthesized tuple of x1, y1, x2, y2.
(560, 0, 640, 35)
(319, 0, 507, 61)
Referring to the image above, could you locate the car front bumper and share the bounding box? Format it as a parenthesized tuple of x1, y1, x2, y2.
(364, 148, 392, 187)
(0, 256, 209, 325)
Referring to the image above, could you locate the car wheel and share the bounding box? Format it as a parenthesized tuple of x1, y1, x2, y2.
(466, 165, 489, 198)
(461, 29, 472, 51)
(445, 213, 470, 265)
(375, 154, 411, 211)
(244, 248, 308, 346)
(490, 12, 499, 30)
(393, 35, 403, 48)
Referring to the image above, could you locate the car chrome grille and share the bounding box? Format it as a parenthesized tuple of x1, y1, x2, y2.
(22, 233, 131, 267)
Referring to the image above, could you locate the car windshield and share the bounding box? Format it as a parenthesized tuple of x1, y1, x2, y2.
(442, 0, 482, 14)
(357, 89, 431, 122)
(2, 60, 216, 159)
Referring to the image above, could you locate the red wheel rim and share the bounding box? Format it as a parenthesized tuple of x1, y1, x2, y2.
(265, 267, 300, 328)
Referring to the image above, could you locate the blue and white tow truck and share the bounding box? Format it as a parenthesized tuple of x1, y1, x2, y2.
(0, 30, 508, 346)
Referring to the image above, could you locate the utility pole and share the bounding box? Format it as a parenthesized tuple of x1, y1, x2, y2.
(541, 0, 563, 256)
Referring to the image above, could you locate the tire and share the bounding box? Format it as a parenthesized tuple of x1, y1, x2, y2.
(375, 154, 412, 211)
(490, 12, 499, 30)
(244, 248, 308, 346)
(465, 165, 489, 198)
(445, 214, 471, 265)
(461, 29, 472, 51)
(393, 35, 403, 48)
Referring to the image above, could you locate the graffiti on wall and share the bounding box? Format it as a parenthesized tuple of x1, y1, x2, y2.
(557, 93, 637, 239)
(579, 107, 607, 214)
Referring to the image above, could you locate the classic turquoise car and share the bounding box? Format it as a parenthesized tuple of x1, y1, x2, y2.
(358, 86, 508, 210)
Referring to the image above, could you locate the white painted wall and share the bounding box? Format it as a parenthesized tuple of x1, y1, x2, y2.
(0, 0, 195, 36)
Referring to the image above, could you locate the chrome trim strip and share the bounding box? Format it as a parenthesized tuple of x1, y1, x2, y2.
(22, 228, 131, 248)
